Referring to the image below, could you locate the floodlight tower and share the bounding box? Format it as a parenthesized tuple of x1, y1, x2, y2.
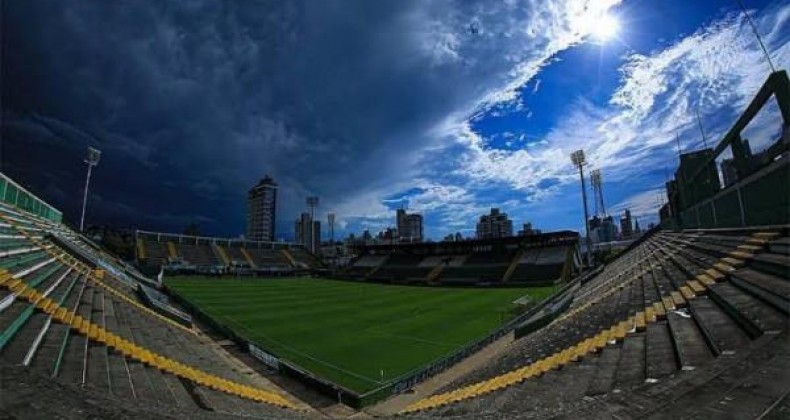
(328, 213, 336, 244)
(590, 169, 606, 217)
(571, 150, 592, 266)
(79, 147, 101, 232)
(306, 196, 319, 252)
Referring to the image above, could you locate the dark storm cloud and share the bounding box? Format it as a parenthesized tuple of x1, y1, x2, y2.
(2, 0, 594, 237)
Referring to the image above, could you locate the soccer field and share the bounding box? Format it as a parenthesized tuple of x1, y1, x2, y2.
(166, 277, 553, 394)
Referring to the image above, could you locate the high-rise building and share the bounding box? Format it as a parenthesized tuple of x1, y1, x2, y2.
(591, 215, 617, 243)
(518, 222, 539, 236)
(246, 176, 277, 242)
(294, 212, 321, 253)
(620, 209, 634, 239)
(721, 158, 739, 187)
(476, 208, 513, 239)
(396, 208, 424, 243)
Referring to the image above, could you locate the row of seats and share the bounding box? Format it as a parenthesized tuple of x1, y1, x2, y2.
(346, 247, 570, 285)
(0, 205, 306, 418)
(137, 237, 322, 272)
(402, 227, 789, 418)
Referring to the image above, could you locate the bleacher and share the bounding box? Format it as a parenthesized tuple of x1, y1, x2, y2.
(369, 253, 431, 281)
(224, 245, 253, 266)
(245, 247, 291, 270)
(507, 246, 570, 285)
(342, 233, 580, 286)
(173, 242, 222, 267)
(437, 251, 515, 284)
(286, 247, 325, 269)
(136, 231, 324, 275)
(0, 198, 306, 417)
(401, 227, 790, 418)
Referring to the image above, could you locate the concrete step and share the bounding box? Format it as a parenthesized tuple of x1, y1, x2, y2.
(708, 281, 786, 338)
(585, 345, 622, 395)
(768, 237, 790, 255)
(613, 332, 646, 389)
(688, 297, 751, 355)
(645, 322, 678, 380)
(666, 310, 714, 370)
(749, 252, 790, 279)
(730, 268, 790, 316)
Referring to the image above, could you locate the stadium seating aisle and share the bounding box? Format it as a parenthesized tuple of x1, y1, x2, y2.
(0, 208, 307, 418)
(401, 228, 790, 418)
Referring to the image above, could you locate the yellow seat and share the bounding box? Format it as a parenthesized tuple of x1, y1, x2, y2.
(705, 268, 725, 281)
(696, 274, 715, 287)
(69, 315, 83, 328)
(10, 282, 27, 294)
(51, 307, 66, 321)
(687, 280, 706, 294)
(42, 300, 57, 314)
(671, 291, 686, 307)
(721, 257, 744, 268)
(645, 306, 656, 323)
(635, 312, 646, 331)
(679, 286, 696, 300)
(662, 296, 676, 311)
(753, 232, 779, 239)
(615, 322, 627, 341)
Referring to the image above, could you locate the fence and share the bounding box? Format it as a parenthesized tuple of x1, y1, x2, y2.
(0, 172, 63, 223)
(677, 155, 788, 229)
(663, 70, 790, 230)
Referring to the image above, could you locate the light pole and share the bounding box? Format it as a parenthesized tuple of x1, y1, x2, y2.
(79, 147, 101, 232)
(571, 150, 592, 266)
(328, 213, 336, 244)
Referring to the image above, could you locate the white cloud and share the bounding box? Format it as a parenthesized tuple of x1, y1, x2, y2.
(443, 2, 789, 203)
(609, 188, 666, 223)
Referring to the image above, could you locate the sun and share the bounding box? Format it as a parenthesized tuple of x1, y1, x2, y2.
(589, 13, 620, 41)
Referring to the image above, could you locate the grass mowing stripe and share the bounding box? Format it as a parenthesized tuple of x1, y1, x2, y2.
(167, 276, 549, 393)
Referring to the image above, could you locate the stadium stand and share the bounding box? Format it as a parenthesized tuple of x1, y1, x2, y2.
(244, 247, 291, 270)
(136, 230, 323, 275)
(368, 253, 431, 282)
(506, 246, 573, 285)
(3, 71, 788, 418)
(0, 195, 306, 418)
(401, 227, 789, 417)
(343, 233, 580, 286)
(400, 70, 790, 418)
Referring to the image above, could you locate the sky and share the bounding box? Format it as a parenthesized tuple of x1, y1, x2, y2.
(1, 0, 788, 241)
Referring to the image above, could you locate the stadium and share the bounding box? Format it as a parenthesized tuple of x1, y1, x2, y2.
(2, 2, 790, 419)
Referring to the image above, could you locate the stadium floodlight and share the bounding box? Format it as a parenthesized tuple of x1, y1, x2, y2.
(570, 149, 592, 266)
(79, 147, 101, 232)
(591, 169, 606, 217)
(328, 213, 336, 243)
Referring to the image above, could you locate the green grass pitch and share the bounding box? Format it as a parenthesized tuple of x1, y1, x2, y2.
(166, 276, 553, 393)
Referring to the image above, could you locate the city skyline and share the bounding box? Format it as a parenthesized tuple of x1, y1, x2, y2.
(2, 0, 787, 241)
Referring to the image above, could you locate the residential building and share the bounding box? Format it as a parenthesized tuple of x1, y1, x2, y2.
(396, 209, 424, 243)
(476, 208, 513, 239)
(246, 176, 277, 241)
(620, 209, 634, 239)
(295, 212, 321, 253)
(518, 222, 540, 236)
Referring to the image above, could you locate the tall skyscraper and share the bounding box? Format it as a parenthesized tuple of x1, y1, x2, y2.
(620, 209, 634, 239)
(246, 176, 277, 241)
(396, 208, 423, 243)
(476, 208, 513, 239)
(295, 212, 321, 253)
